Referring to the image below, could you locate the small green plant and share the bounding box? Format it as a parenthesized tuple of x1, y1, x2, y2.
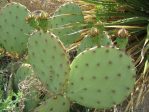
(0, 91, 23, 112)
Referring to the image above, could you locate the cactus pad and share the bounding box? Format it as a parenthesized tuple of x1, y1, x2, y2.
(14, 63, 33, 90)
(78, 35, 100, 54)
(13, 63, 41, 112)
(34, 95, 70, 112)
(24, 90, 41, 112)
(0, 2, 33, 54)
(49, 2, 84, 46)
(116, 37, 128, 50)
(28, 31, 70, 93)
(67, 47, 136, 109)
(100, 32, 112, 46)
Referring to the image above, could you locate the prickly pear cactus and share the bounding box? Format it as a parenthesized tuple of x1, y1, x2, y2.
(13, 63, 33, 91)
(49, 2, 84, 46)
(67, 47, 136, 109)
(28, 31, 70, 94)
(34, 95, 70, 112)
(0, 2, 33, 54)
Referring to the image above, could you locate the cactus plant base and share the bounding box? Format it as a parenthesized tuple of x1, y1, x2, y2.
(33, 95, 70, 112)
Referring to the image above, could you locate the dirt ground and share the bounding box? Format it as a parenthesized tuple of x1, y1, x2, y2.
(12, 0, 69, 14)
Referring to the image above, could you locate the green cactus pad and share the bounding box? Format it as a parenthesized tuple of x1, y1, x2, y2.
(116, 37, 128, 50)
(26, 15, 39, 29)
(78, 35, 100, 54)
(28, 31, 70, 93)
(78, 31, 112, 54)
(67, 47, 136, 109)
(14, 63, 33, 90)
(24, 90, 41, 112)
(49, 2, 84, 46)
(13, 63, 41, 112)
(34, 95, 70, 112)
(100, 32, 112, 46)
(0, 2, 33, 54)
